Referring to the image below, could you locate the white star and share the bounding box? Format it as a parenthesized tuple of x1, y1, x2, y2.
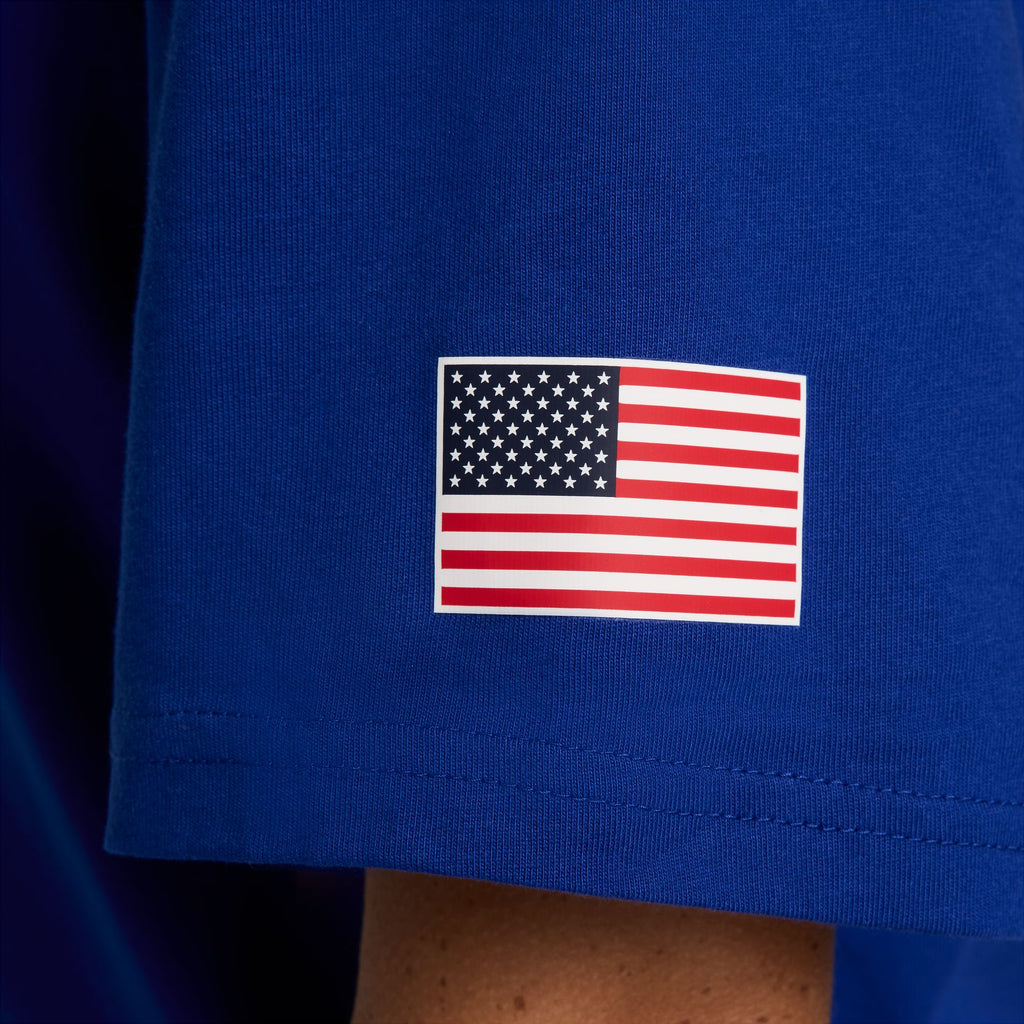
(535, 450, 547, 461)
(464, 410, 475, 422)
(507, 423, 519, 435)
(538, 371, 550, 383)
(552, 385, 564, 397)
(522, 384, 535, 396)
(477, 449, 489, 461)
(520, 437, 533, 448)
(477, 475, 488, 486)
(568, 372, 580, 384)
(463, 462, 473, 474)
(522, 411, 534, 422)
(477, 423, 489, 435)
(492, 409, 504, 422)
(450, 475, 461, 486)
(464, 436, 475, 447)
(549, 437, 562, 449)
(505, 449, 518, 461)
(595, 450, 608, 463)
(534, 476, 547, 488)
(450, 424, 461, 435)
(519, 462, 532, 474)
(580, 463, 592, 476)
(581, 411, 593, 423)
(567, 398, 579, 410)
(580, 437, 593, 449)
(508, 398, 520, 409)
(564, 476, 576, 489)
(596, 425, 609, 437)
(450, 449, 461, 460)
(478, 397, 490, 408)
(597, 372, 610, 385)
(565, 424, 578, 436)
(491, 436, 504, 448)
(536, 424, 548, 436)
(479, 370, 491, 383)
(493, 384, 505, 396)
(491, 462, 503, 474)
(505, 475, 517, 487)
(508, 371, 520, 383)
(551, 411, 564, 423)
(582, 385, 595, 397)
(565, 450, 577, 462)
(451, 397, 462, 409)
(597, 398, 609, 411)
(595, 477, 607, 489)
(550, 462, 562, 475)
(451, 371, 463, 383)
(465, 384, 476, 396)
(537, 398, 549, 410)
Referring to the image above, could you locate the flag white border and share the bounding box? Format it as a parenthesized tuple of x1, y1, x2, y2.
(434, 356, 806, 626)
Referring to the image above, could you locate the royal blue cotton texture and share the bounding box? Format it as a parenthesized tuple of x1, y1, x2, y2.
(106, 2, 1024, 939)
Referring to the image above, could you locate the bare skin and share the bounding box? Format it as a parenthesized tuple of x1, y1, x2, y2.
(351, 868, 834, 1024)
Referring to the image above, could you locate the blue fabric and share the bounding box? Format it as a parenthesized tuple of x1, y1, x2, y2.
(106, 0, 1023, 948)
(831, 929, 1024, 1024)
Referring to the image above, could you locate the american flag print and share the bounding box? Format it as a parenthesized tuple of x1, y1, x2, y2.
(434, 357, 806, 625)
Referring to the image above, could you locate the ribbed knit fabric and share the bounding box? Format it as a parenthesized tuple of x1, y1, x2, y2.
(106, 2, 1023, 938)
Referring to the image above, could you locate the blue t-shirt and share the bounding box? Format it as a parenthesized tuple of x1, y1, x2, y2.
(106, 0, 1022, 964)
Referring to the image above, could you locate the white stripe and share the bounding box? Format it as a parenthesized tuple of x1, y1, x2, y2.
(440, 531, 797, 563)
(619, 385, 800, 418)
(616, 460, 799, 491)
(439, 493, 801, 527)
(440, 569, 796, 600)
(616, 421, 803, 453)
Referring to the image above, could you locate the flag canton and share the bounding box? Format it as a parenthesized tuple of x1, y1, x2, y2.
(441, 364, 620, 495)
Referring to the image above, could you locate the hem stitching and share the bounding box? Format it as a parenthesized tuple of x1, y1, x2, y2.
(110, 752, 1024, 854)
(114, 708, 1024, 810)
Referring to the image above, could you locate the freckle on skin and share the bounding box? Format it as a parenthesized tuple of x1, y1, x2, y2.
(799, 984, 808, 994)
(439, 938, 447, 951)
(701, 986, 711, 995)
(514, 994, 526, 1011)
(439, 976, 446, 987)
(404, 965, 412, 976)
(757, 1017, 769, 1022)
(811, 941, 819, 951)
(655, 947, 664, 955)
(617, 963, 626, 974)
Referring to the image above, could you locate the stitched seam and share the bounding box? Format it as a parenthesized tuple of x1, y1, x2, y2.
(109, 753, 1024, 854)
(114, 708, 1024, 810)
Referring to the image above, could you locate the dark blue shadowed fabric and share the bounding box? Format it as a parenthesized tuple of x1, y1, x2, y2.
(106, 1, 1023, 941)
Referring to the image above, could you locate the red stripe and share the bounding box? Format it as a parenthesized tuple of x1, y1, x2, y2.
(617, 440, 799, 473)
(619, 403, 801, 437)
(441, 587, 796, 618)
(620, 365, 801, 400)
(442, 549, 796, 582)
(617, 478, 798, 509)
(441, 512, 797, 546)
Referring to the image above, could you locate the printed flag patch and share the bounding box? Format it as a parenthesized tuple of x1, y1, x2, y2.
(434, 357, 805, 624)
